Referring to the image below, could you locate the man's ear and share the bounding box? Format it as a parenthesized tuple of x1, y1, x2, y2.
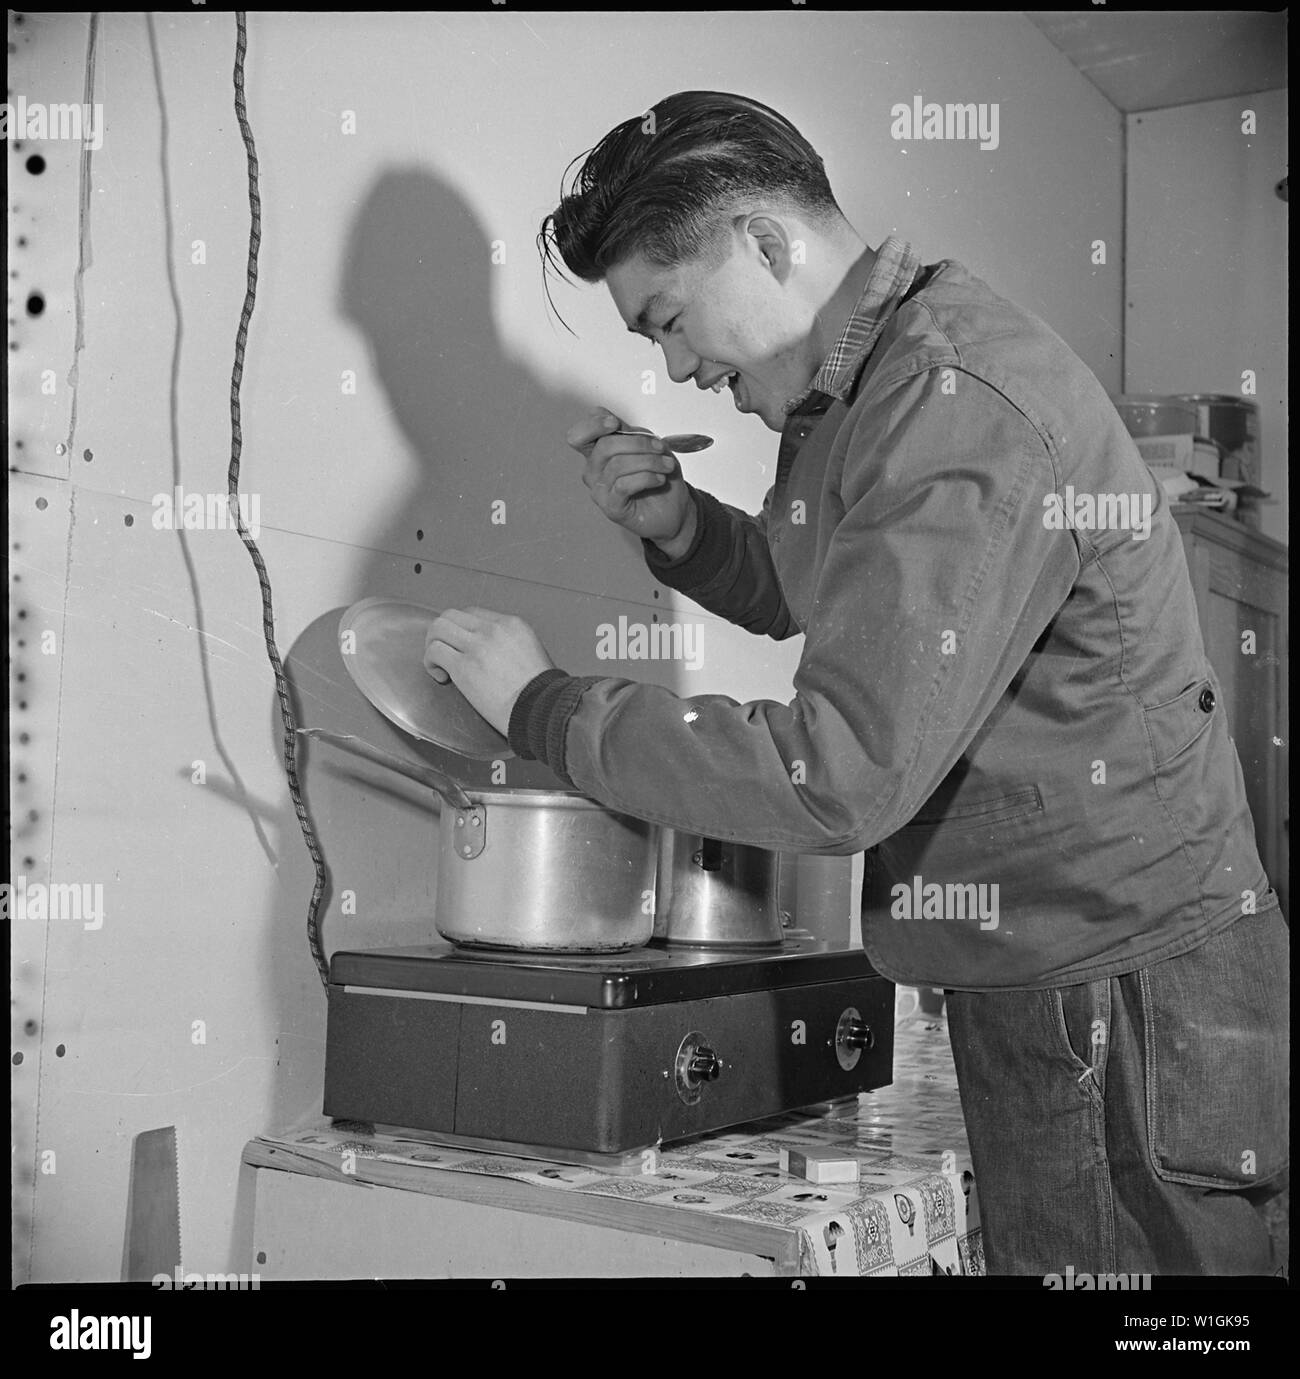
(741, 214, 798, 285)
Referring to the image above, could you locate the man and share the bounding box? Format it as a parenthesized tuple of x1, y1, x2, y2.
(425, 91, 1287, 1275)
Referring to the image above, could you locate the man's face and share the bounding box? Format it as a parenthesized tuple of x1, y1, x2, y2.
(606, 217, 818, 433)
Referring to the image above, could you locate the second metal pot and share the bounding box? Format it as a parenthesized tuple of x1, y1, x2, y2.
(653, 832, 786, 948)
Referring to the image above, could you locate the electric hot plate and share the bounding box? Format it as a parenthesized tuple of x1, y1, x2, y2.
(324, 934, 895, 1154)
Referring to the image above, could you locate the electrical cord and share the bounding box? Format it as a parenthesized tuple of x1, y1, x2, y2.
(227, 11, 330, 988)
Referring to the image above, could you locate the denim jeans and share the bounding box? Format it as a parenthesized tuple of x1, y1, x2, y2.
(945, 905, 1289, 1275)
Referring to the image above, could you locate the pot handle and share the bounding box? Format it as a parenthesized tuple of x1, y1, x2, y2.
(295, 727, 477, 813)
(697, 837, 725, 871)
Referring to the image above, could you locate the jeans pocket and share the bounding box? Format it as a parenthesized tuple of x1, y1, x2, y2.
(1141, 912, 1290, 1188)
(1051, 982, 1109, 1103)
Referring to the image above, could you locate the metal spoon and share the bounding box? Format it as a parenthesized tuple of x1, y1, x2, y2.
(614, 429, 714, 453)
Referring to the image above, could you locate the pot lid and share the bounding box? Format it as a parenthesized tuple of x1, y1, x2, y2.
(338, 597, 513, 761)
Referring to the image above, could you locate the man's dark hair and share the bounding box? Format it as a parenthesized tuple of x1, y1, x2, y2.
(538, 90, 841, 311)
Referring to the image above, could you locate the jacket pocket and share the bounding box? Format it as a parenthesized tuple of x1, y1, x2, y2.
(1140, 911, 1290, 1188)
(1142, 675, 1217, 769)
(908, 786, 1043, 830)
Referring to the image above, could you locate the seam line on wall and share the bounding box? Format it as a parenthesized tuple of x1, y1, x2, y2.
(60, 12, 100, 465)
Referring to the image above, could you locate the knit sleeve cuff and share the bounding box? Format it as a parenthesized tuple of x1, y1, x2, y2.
(506, 668, 603, 784)
(641, 487, 733, 587)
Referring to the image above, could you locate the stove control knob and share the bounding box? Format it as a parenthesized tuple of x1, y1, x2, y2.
(844, 1021, 874, 1050)
(834, 1007, 874, 1071)
(674, 1031, 724, 1105)
(688, 1047, 723, 1082)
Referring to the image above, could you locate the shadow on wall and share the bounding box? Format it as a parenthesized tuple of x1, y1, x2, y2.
(340, 165, 649, 587)
(261, 168, 639, 1131)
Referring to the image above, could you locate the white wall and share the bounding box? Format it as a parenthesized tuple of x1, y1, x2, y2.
(1125, 89, 1289, 543)
(9, 9, 1122, 1281)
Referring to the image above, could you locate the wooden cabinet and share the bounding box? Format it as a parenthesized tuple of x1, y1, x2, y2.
(1173, 510, 1289, 916)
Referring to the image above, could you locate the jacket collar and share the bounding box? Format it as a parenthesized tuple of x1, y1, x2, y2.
(784, 236, 922, 415)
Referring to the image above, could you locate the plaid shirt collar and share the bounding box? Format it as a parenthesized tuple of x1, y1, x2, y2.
(785, 236, 921, 414)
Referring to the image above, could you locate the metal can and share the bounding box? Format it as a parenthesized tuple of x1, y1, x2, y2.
(1113, 395, 1199, 439)
(1169, 395, 1260, 485)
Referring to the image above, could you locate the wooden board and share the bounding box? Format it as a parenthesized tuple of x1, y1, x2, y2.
(243, 1139, 798, 1271)
(332, 1121, 661, 1177)
(250, 1167, 785, 1279)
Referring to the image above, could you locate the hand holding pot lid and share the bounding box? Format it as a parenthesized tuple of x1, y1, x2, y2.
(423, 606, 555, 739)
(338, 597, 513, 760)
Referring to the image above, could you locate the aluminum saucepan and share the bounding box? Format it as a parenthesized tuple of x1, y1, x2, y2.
(299, 728, 658, 952)
(653, 830, 786, 948)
